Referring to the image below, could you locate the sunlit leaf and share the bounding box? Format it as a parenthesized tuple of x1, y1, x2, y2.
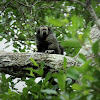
(0, 38, 3, 41)
(63, 57, 67, 70)
(66, 67, 80, 80)
(80, 59, 92, 73)
(92, 40, 100, 55)
(72, 83, 82, 91)
(45, 72, 52, 82)
(30, 58, 39, 67)
(41, 89, 57, 95)
(45, 17, 69, 27)
(61, 38, 82, 48)
(79, 53, 86, 62)
(57, 73, 66, 91)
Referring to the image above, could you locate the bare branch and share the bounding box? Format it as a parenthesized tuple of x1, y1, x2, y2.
(67, 0, 100, 30)
(85, 0, 91, 6)
(69, 0, 86, 7)
(15, 0, 31, 8)
(36, 1, 57, 11)
(0, 0, 14, 15)
(32, 0, 40, 7)
(85, 0, 100, 30)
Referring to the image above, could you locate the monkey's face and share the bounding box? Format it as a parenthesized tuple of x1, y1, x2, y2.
(37, 26, 51, 38)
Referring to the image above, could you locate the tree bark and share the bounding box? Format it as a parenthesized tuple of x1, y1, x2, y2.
(0, 52, 77, 77)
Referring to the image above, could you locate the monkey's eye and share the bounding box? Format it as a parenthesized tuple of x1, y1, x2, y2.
(43, 29, 46, 31)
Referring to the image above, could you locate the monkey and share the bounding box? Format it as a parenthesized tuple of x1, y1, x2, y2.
(35, 26, 64, 55)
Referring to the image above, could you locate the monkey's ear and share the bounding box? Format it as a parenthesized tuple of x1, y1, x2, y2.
(36, 28, 40, 34)
(48, 27, 52, 32)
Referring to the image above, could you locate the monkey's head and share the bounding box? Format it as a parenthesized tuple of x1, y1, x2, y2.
(36, 26, 52, 39)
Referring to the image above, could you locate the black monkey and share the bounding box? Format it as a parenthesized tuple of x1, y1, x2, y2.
(36, 26, 64, 55)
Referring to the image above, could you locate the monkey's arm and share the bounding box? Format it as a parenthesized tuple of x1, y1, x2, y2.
(36, 39, 44, 52)
(46, 34, 61, 54)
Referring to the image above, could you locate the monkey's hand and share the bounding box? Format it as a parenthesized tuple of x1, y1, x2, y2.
(45, 50, 55, 54)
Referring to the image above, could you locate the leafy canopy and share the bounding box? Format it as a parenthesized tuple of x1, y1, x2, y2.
(0, 0, 100, 100)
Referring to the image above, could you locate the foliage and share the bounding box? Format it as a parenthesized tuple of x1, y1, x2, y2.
(0, 50, 100, 100)
(0, 0, 100, 100)
(0, 0, 99, 55)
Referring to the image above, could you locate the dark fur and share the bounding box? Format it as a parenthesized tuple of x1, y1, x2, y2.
(36, 26, 64, 55)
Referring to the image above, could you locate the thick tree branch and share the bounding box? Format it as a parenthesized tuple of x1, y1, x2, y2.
(68, 0, 100, 30)
(0, 52, 77, 77)
(85, 0, 100, 30)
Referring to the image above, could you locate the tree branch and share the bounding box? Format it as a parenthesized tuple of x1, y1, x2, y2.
(0, 0, 14, 15)
(85, 0, 100, 30)
(0, 52, 77, 77)
(68, 0, 100, 30)
(36, 1, 57, 11)
(15, 0, 31, 8)
(69, 0, 86, 7)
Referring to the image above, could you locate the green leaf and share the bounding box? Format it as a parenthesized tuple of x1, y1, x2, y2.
(63, 57, 67, 70)
(57, 73, 66, 91)
(72, 83, 82, 91)
(30, 85, 41, 93)
(66, 67, 80, 80)
(0, 38, 3, 41)
(26, 67, 43, 76)
(41, 89, 57, 95)
(71, 15, 84, 29)
(45, 17, 69, 27)
(18, 34, 26, 41)
(79, 53, 86, 62)
(40, 61, 45, 68)
(68, 15, 84, 36)
(5, 45, 10, 49)
(26, 68, 35, 77)
(61, 38, 82, 48)
(81, 59, 92, 73)
(2, 74, 7, 83)
(84, 89, 90, 95)
(8, 89, 12, 94)
(37, 68, 44, 76)
(83, 24, 91, 42)
(30, 58, 39, 67)
(25, 78, 36, 86)
(92, 40, 100, 55)
(23, 87, 28, 96)
(45, 72, 52, 82)
(13, 42, 21, 48)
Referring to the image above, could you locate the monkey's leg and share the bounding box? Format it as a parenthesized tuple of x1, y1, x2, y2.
(47, 44, 61, 54)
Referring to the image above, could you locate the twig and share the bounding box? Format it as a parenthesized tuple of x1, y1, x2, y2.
(53, 28, 64, 35)
(0, 0, 14, 15)
(31, 0, 40, 14)
(85, 0, 100, 30)
(15, 0, 31, 8)
(36, 1, 57, 11)
(32, 0, 39, 7)
(69, 0, 86, 7)
(68, 0, 100, 30)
